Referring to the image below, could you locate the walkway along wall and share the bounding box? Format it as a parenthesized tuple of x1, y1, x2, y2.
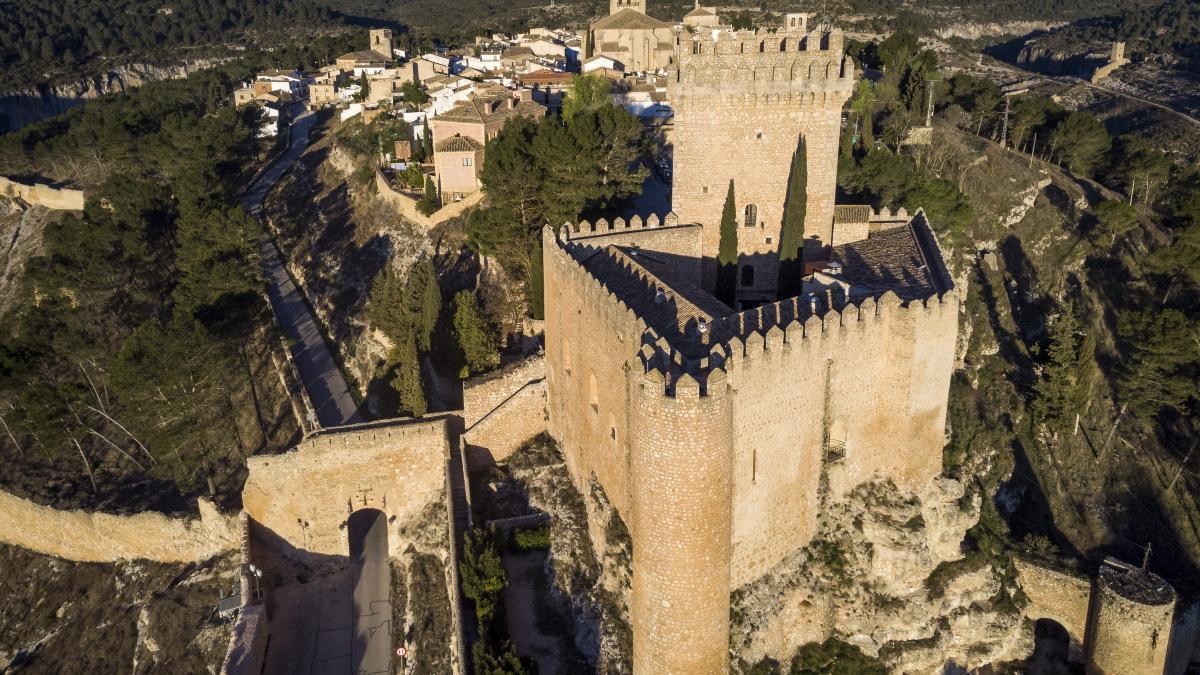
(0, 490, 236, 562)
(462, 354, 547, 467)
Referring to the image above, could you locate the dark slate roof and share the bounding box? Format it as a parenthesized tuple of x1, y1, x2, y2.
(828, 216, 940, 301)
(572, 243, 731, 357)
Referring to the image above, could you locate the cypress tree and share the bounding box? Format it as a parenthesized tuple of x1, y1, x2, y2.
(388, 335, 427, 417)
(777, 135, 807, 299)
(402, 256, 441, 352)
(453, 290, 500, 376)
(716, 179, 738, 306)
(527, 239, 545, 320)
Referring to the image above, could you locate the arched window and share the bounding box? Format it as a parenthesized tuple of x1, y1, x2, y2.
(740, 265, 755, 287)
(744, 203, 757, 228)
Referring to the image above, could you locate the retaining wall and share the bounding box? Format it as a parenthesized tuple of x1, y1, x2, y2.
(0, 176, 85, 210)
(375, 169, 483, 230)
(0, 490, 236, 562)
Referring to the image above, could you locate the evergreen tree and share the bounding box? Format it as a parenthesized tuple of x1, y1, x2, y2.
(716, 180, 738, 306)
(1032, 304, 1095, 435)
(402, 256, 442, 352)
(387, 335, 427, 417)
(367, 265, 407, 343)
(453, 290, 500, 376)
(417, 175, 439, 216)
(562, 74, 612, 124)
(1116, 308, 1200, 419)
(527, 239, 545, 320)
(1052, 111, 1111, 176)
(1091, 200, 1139, 248)
(777, 136, 808, 298)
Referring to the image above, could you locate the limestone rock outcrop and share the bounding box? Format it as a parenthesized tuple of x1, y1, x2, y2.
(731, 478, 1030, 673)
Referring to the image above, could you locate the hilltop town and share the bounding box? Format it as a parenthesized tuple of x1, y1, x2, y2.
(1, 0, 1200, 674)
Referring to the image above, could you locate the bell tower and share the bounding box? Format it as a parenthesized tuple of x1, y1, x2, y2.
(610, 0, 647, 15)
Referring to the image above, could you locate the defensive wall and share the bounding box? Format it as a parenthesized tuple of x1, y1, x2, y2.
(462, 354, 547, 466)
(1014, 557, 1198, 674)
(242, 417, 449, 558)
(669, 27, 857, 292)
(0, 176, 86, 210)
(542, 215, 960, 674)
(0, 489, 236, 562)
(374, 168, 483, 230)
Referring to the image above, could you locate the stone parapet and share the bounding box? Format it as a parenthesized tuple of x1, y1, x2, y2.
(0, 490, 236, 562)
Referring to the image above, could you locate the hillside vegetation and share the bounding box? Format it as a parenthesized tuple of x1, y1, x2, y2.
(841, 32, 1200, 598)
(0, 0, 339, 90)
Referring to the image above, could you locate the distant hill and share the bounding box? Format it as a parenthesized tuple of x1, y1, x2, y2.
(0, 0, 335, 90)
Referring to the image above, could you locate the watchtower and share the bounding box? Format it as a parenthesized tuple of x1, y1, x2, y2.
(669, 28, 856, 304)
(369, 28, 393, 59)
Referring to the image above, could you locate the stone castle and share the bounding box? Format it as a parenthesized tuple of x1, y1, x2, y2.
(545, 24, 960, 674)
(540, 20, 1194, 675)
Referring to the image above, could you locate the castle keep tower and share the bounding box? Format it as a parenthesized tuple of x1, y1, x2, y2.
(669, 28, 856, 301)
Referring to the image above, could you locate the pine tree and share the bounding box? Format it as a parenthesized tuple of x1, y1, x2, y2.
(453, 290, 500, 376)
(777, 136, 808, 298)
(527, 239, 545, 320)
(716, 180, 738, 306)
(367, 265, 408, 344)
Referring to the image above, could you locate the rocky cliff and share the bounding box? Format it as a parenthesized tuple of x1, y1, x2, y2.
(731, 478, 1030, 673)
(0, 59, 230, 132)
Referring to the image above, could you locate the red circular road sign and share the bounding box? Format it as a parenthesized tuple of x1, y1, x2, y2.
(396, 647, 407, 657)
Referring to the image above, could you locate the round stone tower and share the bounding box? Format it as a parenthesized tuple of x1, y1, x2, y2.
(1087, 557, 1176, 675)
(627, 366, 734, 675)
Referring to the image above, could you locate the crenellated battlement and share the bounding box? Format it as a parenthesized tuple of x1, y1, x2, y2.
(672, 27, 855, 97)
(559, 212, 681, 241)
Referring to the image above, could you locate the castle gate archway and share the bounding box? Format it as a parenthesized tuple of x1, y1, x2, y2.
(349, 508, 392, 674)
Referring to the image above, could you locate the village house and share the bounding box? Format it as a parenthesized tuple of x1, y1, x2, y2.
(429, 85, 545, 196)
(682, 2, 720, 27)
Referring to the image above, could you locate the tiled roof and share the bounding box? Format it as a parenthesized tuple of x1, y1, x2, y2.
(828, 216, 940, 301)
(435, 135, 483, 153)
(573, 243, 731, 357)
(833, 204, 872, 224)
(337, 49, 389, 64)
(593, 8, 671, 31)
(684, 6, 716, 17)
(435, 88, 546, 124)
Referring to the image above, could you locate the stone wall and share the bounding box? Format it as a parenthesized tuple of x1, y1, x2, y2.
(0, 176, 85, 210)
(0, 490, 236, 562)
(462, 355, 547, 465)
(242, 417, 449, 557)
(220, 605, 268, 675)
(1013, 559, 1093, 650)
(670, 28, 856, 290)
(374, 168, 483, 230)
(723, 289, 960, 587)
(561, 214, 705, 285)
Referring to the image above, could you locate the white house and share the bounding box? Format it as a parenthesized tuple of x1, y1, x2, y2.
(582, 55, 623, 74)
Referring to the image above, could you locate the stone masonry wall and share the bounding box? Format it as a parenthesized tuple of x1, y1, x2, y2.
(1013, 559, 1093, 648)
(0, 176, 85, 210)
(462, 354, 547, 464)
(628, 368, 734, 675)
(242, 418, 448, 558)
(562, 215, 705, 285)
(724, 290, 959, 587)
(669, 28, 856, 291)
(543, 226, 651, 518)
(375, 168, 484, 230)
(0, 490, 236, 562)
(1089, 571, 1176, 675)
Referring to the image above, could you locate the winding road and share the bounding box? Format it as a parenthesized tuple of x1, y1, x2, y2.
(242, 110, 362, 429)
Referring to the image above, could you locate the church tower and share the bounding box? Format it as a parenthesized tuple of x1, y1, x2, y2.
(369, 28, 393, 59)
(610, 0, 647, 15)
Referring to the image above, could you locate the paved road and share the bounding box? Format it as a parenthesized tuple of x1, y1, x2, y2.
(242, 111, 362, 428)
(349, 509, 393, 675)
